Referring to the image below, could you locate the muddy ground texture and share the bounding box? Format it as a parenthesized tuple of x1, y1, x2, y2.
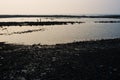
(0, 39, 120, 80)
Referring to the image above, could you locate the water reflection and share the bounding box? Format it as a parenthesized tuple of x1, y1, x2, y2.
(0, 17, 120, 45)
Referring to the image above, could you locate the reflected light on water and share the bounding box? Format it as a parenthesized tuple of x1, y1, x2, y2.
(0, 18, 120, 45)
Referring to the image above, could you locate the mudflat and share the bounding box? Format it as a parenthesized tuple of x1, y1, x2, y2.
(0, 38, 120, 80)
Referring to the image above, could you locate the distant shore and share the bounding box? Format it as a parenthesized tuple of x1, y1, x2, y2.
(0, 15, 120, 18)
(0, 38, 120, 80)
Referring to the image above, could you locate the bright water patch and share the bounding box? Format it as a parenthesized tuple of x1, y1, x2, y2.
(0, 17, 120, 45)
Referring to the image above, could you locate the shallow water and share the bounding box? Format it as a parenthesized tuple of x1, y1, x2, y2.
(0, 17, 120, 45)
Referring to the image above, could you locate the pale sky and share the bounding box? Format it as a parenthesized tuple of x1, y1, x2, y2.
(0, 0, 120, 15)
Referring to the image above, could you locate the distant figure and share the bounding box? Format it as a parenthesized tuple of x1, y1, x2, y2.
(39, 18, 41, 22)
(37, 19, 39, 22)
(37, 18, 41, 22)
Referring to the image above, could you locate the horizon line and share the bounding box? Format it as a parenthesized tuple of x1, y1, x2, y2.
(0, 13, 120, 16)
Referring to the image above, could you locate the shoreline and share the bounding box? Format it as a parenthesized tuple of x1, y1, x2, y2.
(0, 15, 120, 18)
(0, 38, 120, 80)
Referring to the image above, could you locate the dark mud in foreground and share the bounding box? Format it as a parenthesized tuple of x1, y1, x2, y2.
(0, 39, 120, 80)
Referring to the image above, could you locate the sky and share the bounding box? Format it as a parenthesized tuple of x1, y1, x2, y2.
(0, 0, 120, 15)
